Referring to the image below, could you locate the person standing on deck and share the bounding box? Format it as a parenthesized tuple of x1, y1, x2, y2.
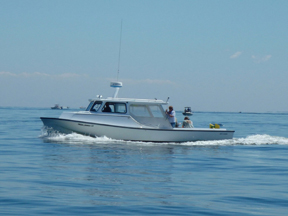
(165, 106, 176, 128)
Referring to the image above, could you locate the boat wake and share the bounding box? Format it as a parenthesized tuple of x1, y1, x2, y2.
(40, 129, 288, 146)
(181, 134, 288, 146)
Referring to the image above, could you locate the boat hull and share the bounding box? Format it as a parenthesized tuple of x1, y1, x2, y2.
(182, 112, 193, 116)
(41, 117, 234, 142)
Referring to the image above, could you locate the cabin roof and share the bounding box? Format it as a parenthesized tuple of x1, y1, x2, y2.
(89, 97, 168, 105)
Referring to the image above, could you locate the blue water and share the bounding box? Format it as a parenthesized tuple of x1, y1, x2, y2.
(1, 107, 288, 215)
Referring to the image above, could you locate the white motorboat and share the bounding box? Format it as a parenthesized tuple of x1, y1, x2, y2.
(41, 82, 234, 142)
(182, 107, 193, 116)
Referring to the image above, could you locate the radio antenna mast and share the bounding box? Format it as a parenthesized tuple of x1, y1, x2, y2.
(117, 20, 123, 81)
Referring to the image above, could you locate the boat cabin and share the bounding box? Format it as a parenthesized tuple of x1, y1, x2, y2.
(84, 98, 172, 129)
(184, 107, 192, 112)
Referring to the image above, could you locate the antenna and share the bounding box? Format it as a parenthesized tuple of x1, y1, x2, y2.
(117, 20, 123, 81)
(110, 81, 122, 98)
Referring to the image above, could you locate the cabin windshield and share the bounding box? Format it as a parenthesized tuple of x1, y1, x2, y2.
(129, 104, 171, 129)
(86, 101, 102, 112)
(86, 101, 94, 111)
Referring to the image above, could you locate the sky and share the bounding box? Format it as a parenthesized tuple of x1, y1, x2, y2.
(0, 0, 287, 112)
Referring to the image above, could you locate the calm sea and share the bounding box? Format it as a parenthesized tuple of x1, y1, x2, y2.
(1, 107, 288, 215)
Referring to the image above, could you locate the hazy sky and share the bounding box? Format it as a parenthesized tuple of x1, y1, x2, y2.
(1, 0, 287, 112)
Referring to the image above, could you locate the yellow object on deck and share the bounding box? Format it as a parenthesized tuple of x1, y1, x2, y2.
(210, 123, 220, 129)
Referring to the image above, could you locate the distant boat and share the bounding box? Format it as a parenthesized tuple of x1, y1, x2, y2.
(182, 107, 193, 116)
(79, 106, 86, 109)
(51, 104, 61, 109)
(51, 104, 69, 110)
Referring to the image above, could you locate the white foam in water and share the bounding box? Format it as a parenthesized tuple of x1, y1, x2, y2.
(181, 134, 288, 146)
(40, 128, 288, 146)
(237, 134, 288, 145)
(40, 129, 122, 145)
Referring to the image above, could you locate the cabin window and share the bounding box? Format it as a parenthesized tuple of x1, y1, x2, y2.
(89, 101, 102, 112)
(102, 102, 126, 113)
(129, 104, 171, 129)
(129, 104, 165, 117)
(129, 105, 151, 117)
(149, 105, 165, 118)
